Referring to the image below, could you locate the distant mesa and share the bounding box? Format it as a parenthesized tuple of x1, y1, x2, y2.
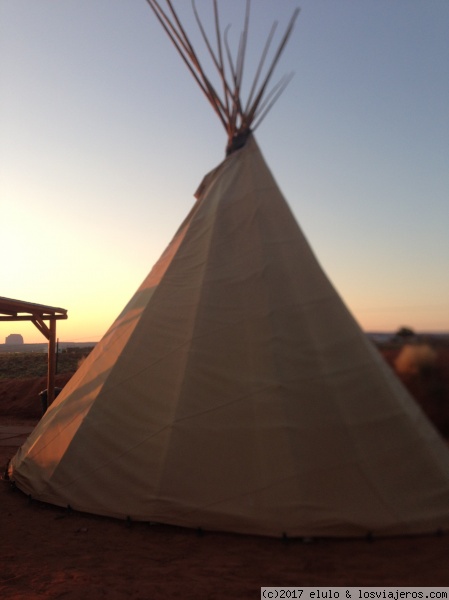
(5, 334, 24, 345)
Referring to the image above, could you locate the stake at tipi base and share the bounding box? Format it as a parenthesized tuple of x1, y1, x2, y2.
(8, 1, 449, 537)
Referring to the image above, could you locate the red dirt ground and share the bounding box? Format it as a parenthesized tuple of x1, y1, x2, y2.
(1, 344, 449, 598)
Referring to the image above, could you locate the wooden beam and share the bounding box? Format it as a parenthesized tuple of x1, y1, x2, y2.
(0, 315, 67, 322)
(32, 316, 51, 340)
(47, 319, 57, 406)
(0, 316, 25, 321)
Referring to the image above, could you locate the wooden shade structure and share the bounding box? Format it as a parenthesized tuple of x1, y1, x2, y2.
(0, 297, 68, 405)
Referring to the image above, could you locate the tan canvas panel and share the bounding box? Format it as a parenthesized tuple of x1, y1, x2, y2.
(9, 136, 449, 537)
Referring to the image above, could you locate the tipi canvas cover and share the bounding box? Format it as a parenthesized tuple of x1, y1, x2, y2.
(9, 134, 449, 537)
(9, 1, 449, 537)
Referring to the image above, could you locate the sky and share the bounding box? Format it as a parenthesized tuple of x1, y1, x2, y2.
(1, 0, 448, 344)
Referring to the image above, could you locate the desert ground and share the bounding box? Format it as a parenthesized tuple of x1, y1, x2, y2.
(1, 341, 449, 599)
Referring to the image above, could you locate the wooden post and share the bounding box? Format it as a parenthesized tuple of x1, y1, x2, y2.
(47, 319, 57, 406)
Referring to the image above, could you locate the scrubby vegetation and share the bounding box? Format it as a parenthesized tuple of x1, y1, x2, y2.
(395, 344, 438, 376)
(378, 338, 449, 437)
(0, 347, 93, 379)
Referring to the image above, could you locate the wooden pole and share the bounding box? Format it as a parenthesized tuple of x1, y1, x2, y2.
(47, 319, 57, 406)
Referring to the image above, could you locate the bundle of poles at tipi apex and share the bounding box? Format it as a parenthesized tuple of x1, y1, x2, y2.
(145, 0, 299, 155)
(9, 1, 449, 538)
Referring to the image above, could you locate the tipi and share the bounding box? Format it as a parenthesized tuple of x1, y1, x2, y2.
(9, 1, 449, 538)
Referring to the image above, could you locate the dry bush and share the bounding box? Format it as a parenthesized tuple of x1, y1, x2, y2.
(394, 344, 437, 376)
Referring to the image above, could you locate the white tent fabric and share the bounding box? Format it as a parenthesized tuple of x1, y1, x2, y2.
(9, 135, 449, 537)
